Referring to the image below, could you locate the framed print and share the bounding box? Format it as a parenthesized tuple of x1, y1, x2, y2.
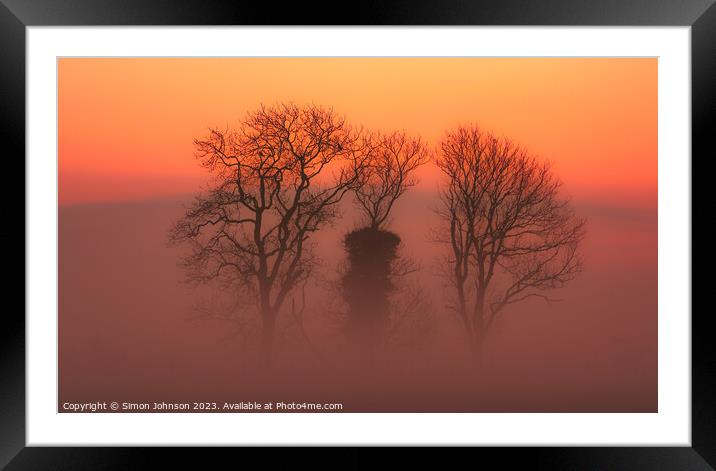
(2, 0, 715, 466)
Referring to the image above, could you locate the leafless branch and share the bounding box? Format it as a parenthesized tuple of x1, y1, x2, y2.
(434, 125, 586, 357)
(353, 130, 429, 229)
(169, 103, 372, 367)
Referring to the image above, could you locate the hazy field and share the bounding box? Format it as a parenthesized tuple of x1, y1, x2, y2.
(57, 186, 657, 413)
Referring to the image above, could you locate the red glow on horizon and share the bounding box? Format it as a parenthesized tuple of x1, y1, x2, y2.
(58, 58, 656, 207)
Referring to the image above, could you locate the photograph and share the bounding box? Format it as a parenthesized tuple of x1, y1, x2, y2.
(2, 0, 712, 464)
(57, 57, 657, 413)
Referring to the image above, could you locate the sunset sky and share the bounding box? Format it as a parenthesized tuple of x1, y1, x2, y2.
(58, 58, 656, 206)
(58, 58, 658, 411)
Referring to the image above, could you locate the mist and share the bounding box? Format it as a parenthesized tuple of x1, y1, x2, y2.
(59, 186, 656, 412)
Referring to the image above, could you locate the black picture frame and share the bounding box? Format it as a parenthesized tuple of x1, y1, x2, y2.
(1, 0, 713, 466)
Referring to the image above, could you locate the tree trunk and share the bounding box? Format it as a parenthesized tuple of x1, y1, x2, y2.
(260, 310, 276, 370)
(471, 291, 486, 365)
(470, 330, 486, 366)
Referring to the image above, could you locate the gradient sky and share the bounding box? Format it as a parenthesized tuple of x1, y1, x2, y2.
(58, 58, 658, 411)
(58, 57, 656, 206)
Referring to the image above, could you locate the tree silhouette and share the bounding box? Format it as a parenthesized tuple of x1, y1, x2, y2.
(435, 126, 586, 359)
(169, 103, 369, 368)
(354, 131, 430, 229)
(341, 130, 429, 358)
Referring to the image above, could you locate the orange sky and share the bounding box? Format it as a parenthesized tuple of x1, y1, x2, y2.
(58, 58, 656, 206)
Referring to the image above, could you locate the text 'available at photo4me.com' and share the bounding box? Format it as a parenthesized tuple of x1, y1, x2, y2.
(61, 401, 345, 412)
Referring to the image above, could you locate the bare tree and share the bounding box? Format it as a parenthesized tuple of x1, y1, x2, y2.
(354, 131, 429, 229)
(169, 103, 368, 368)
(339, 130, 428, 357)
(435, 126, 586, 359)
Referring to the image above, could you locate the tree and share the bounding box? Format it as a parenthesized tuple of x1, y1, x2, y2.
(169, 103, 369, 368)
(353, 131, 430, 229)
(341, 130, 428, 357)
(435, 126, 586, 359)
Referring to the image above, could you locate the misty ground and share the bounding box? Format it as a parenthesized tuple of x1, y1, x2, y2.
(58, 189, 656, 412)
